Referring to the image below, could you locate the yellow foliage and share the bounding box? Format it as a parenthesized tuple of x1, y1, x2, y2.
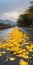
(26, 46, 33, 52)
(0, 52, 6, 56)
(9, 57, 15, 61)
(19, 59, 28, 65)
(5, 56, 9, 62)
(0, 53, 2, 56)
(0, 27, 33, 63)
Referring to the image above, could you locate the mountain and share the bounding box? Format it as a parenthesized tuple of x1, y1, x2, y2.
(0, 19, 15, 26)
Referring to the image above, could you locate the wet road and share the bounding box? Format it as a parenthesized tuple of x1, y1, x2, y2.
(0, 27, 33, 65)
(18, 27, 33, 41)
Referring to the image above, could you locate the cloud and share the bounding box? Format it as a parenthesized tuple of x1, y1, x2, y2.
(3, 12, 19, 18)
(0, 12, 20, 21)
(0, 0, 31, 21)
(0, 11, 24, 21)
(0, 0, 31, 12)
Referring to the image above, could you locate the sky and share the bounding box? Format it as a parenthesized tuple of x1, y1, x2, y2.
(0, 0, 32, 22)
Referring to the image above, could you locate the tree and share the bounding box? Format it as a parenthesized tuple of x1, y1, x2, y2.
(17, 1, 33, 27)
(17, 13, 31, 27)
(27, 1, 33, 19)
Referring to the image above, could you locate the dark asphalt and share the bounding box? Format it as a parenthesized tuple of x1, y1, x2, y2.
(18, 27, 33, 41)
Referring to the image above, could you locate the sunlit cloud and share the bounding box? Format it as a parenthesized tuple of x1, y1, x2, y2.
(3, 12, 19, 18)
(0, 12, 23, 21)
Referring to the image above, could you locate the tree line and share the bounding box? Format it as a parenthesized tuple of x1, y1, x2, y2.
(17, 1, 33, 28)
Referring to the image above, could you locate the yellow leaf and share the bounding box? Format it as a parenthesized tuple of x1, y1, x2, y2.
(9, 57, 15, 61)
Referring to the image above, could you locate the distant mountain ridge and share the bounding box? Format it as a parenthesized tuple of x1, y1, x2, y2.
(0, 19, 16, 30)
(0, 19, 15, 26)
